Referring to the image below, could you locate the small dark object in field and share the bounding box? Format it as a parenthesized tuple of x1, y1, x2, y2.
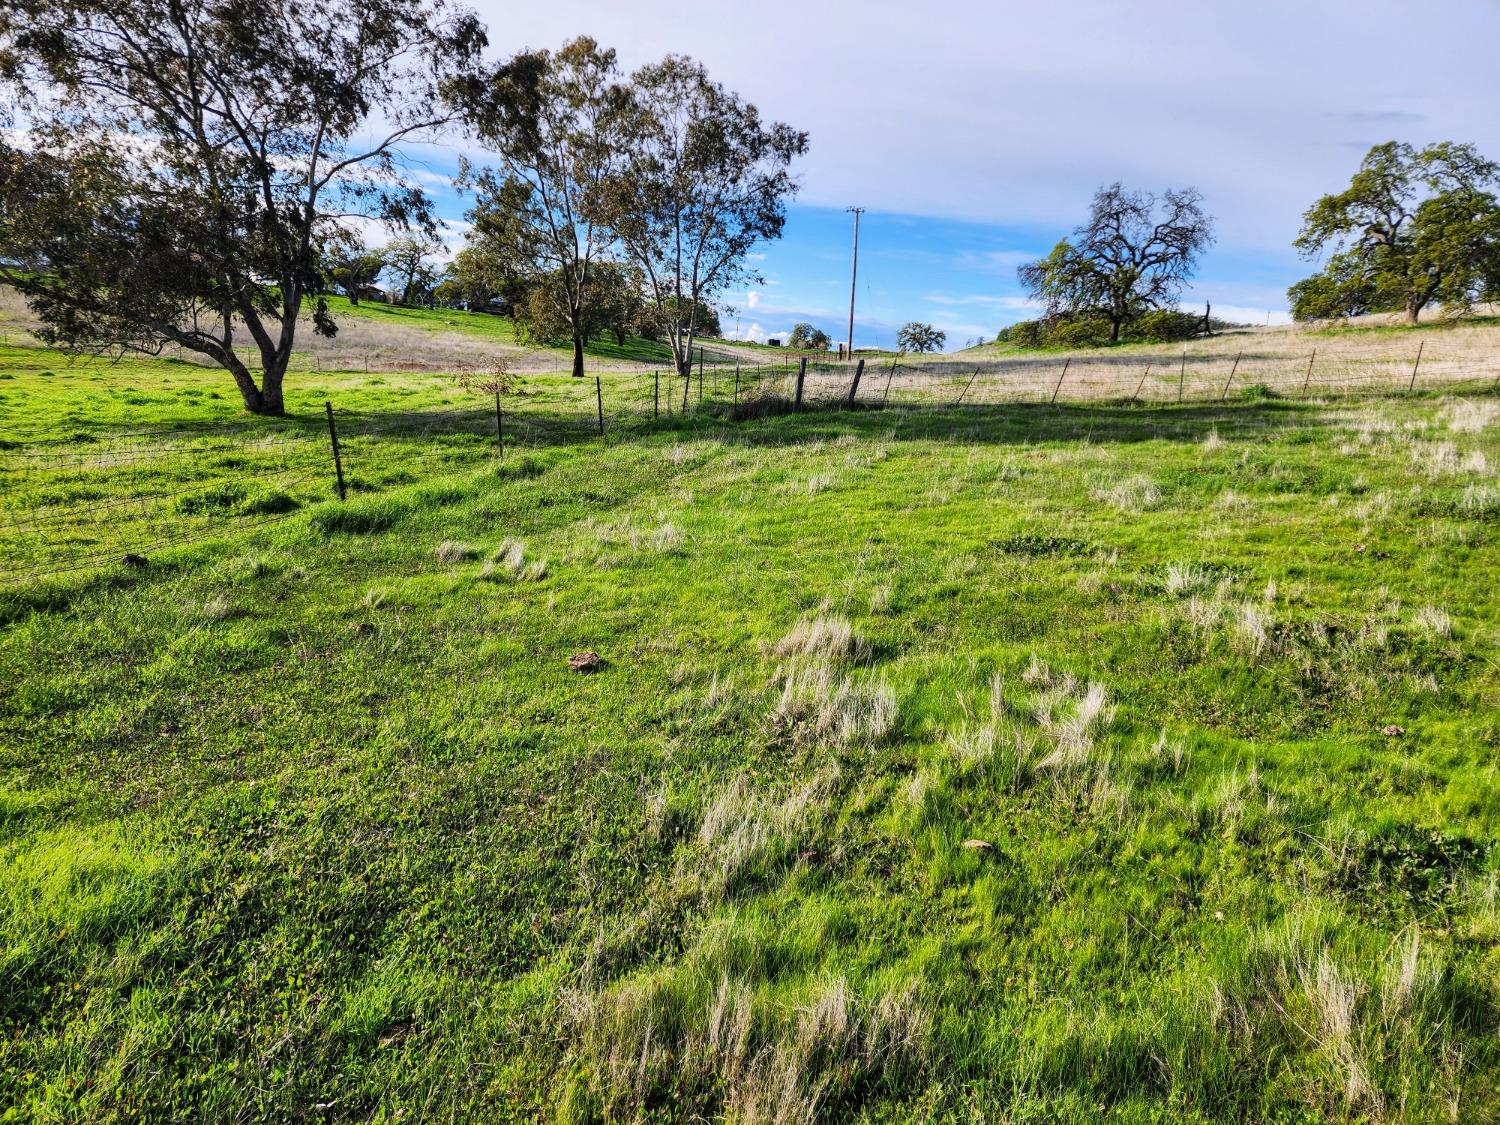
(568, 651, 602, 672)
(353, 622, 375, 636)
(1383, 724, 1405, 737)
(1353, 543, 1367, 553)
(122, 553, 148, 568)
(962, 838, 993, 851)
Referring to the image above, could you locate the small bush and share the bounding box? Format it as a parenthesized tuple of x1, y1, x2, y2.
(1125, 310, 1202, 343)
(1047, 317, 1112, 348)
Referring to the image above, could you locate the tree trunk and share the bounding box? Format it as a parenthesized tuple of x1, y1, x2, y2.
(571, 332, 585, 379)
(224, 352, 281, 415)
(1405, 300, 1423, 326)
(1110, 316, 1122, 343)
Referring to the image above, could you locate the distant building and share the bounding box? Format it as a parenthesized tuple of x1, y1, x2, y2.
(767, 338, 781, 347)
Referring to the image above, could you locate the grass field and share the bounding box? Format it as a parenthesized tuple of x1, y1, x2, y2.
(4, 329, 1500, 1122)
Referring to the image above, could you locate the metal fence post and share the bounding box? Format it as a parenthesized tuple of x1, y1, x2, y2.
(324, 401, 346, 501)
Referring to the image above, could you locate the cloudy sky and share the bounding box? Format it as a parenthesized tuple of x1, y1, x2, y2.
(424, 0, 1500, 346)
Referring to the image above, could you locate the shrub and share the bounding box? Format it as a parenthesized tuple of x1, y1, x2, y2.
(1126, 309, 1202, 343)
(997, 320, 1045, 348)
(1046, 317, 1112, 348)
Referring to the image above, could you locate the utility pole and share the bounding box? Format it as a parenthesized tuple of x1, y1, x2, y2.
(845, 206, 864, 362)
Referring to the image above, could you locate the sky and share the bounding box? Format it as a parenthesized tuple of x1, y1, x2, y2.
(405, 0, 1500, 347)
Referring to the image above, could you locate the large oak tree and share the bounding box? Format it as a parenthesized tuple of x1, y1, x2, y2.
(0, 0, 484, 414)
(1289, 142, 1500, 324)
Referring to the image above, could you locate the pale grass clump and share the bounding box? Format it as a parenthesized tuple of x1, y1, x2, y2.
(771, 664, 897, 748)
(1441, 398, 1500, 435)
(202, 593, 239, 621)
(435, 539, 476, 564)
(1232, 601, 1274, 660)
(804, 472, 839, 496)
(772, 615, 862, 662)
(942, 673, 1038, 793)
(561, 968, 929, 1125)
(1456, 483, 1500, 519)
(360, 587, 387, 610)
(1092, 473, 1161, 512)
(1202, 427, 1224, 451)
(1215, 489, 1255, 516)
(481, 538, 526, 580)
(1165, 562, 1220, 596)
(868, 584, 893, 614)
(683, 769, 839, 898)
(1461, 449, 1488, 474)
(1411, 440, 1460, 477)
(1412, 604, 1453, 639)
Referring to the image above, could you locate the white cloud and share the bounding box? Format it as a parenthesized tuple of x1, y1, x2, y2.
(746, 291, 760, 309)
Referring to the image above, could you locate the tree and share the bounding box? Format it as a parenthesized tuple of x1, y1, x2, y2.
(1290, 142, 1500, 324)
(438, 174, 543, 314)
(453, 37, 627, 378)
(513, 260, 644, 348)
(385, 233, 444, 306)
(896, 322, 946, 353)
(0, 0, 485, 414)
(1018, 184, 1214, 343)
(602, 55, 807, 378)
(788, 323, 831, 351)
(328, 246, 388, 305)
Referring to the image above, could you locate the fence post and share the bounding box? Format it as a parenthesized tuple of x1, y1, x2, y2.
(1050, 358, 1071, 405)
(1178, 346, 1187, 403)
(1132, 363, 1152, 402)
(734, 362, 741, 405)
(324, 401, 346, 501)
(495, 389, 504, 460)
(794, 356, 808, 411)
(846, 358, 866, 407)
(1220, 352, 1243, 401)
(595, 376, 605, 435)
(1302, 349, 1317, 394)
(654, 370, 660, 419)
(1407, 341, 1424, 392)
(883, 357, 899, 405)
(955, 367, 981, 406)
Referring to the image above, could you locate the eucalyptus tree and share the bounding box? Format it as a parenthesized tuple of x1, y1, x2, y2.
(0, 0, 485, 414)
(1018, 184, 1214, 343)
(452, 37, 628, 378)
(1289, 142, 1500, 324)
(604, 56, 807, 378)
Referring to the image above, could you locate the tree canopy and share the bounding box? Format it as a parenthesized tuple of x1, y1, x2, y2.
(1018, 184, 1214, 343)
(896, 322, 946, 353)
(788, 323, 831, 351)
(602, 55, 807, 377)
(453, 37, 628, 378)
(1289, 142, 1500, 324)
(0, 0, 485, 414)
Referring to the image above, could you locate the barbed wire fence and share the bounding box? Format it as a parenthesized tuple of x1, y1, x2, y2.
(5, 337, 1498, 588)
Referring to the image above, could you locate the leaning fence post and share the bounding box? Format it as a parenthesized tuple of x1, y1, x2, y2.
(495, 389, 504, 460)
(846, 358, 866, 407)
(1132, 363, 1152, 402)
(1050, 358, 1071, 405)
(956, 367, 980, 406)
(794, 356, 808, 411)
(1221, 352, 1243, 401)
(1302, 349, 1317, 394)
(1407, 341, 1424, 392)
(324, 401, 346, 501)
(595, 376, 605, 435)
(883, 357, 899, 405)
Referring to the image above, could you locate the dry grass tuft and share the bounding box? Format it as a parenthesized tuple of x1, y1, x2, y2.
(435, 539, 476, 564)
(772, 615, 862, 662)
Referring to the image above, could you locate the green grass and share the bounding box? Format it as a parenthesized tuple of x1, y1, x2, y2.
(4, 341, 1500, 1122)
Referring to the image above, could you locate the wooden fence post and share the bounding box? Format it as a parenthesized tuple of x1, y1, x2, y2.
(324, 401, 346, 501)
(1050, 358, 1071, 405)
(495, 389, 504, 460)
(595, 376, 605, 435)
(1302, 349, 1317, 394)
(847, 358, 866, 407)
(1132, 364, 1151, 402)
(654, 370, 660, 419)
(883, 357, 899, 406)
(1407, 341, 1424, 392)
(734, 362, 741, 405)
(955, 367, 981, 406)
(1178, 346, 1187, 403)
(794, 356, 808, 411)
(1220, 352, 1243, 401)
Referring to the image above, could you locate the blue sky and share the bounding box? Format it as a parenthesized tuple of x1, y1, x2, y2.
(401, 0, 1500, 348)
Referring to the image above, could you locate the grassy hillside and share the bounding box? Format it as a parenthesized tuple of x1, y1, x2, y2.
(4, 340, 1500, 1121)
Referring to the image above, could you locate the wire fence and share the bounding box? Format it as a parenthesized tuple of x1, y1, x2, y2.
(4, 336, 1498, 587)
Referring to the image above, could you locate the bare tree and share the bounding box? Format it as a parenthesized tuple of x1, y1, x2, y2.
(1019, 184, 1214, 343)
(0, 0, 485, 414)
